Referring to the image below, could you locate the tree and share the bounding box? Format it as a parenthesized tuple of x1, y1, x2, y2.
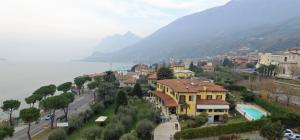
(25, 94, 43, 107)
(136, 119, 154, 140)
(87, 81, 98, 102)
(180, 102, 190, 116)
(131, 83, 143, 98)
(40, 95, 68, 129)
(120, 133, 138, 140)
(1, 100, 21, 127)
(60, 92, 75, 121)
(74, 77, 86, 95)
(48, 129, 67, 140)
(57, 82, 72, 93)
(189, 62, 202, 74)
(222, 58, 233, 68)
(0, 125, 14, 140)
(90, 101, 105, 114)
(157, 67, 174, 80)
(19, 107, 40, 140)
(259, 79, 277, 100)
(103, 71, 117, 82)
(103, 123, 125, 140)
(115, 91, 128, 112)
(33, 84, 56, 98)
(81, 126, 102, 140)
(260, 121, 283, 140)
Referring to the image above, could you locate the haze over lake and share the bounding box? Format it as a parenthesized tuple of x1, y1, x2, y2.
(0, 62, 131, 118)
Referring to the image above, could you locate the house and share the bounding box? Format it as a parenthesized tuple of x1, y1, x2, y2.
(202, 62, 215, 72)
(257, 46, 300, 78)
(115, 72, 138, 87)
(147, 74, 157, 86)
(132, 64, 156, 76)
(170, 64, 195, 79)
(154, 79, 229, 122)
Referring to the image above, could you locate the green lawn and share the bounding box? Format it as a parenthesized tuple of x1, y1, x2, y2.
(226, 116, 247, 124)
(68, 105, 115, 140)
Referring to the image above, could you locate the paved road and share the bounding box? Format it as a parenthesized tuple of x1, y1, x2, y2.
(6, 92, 93, 140)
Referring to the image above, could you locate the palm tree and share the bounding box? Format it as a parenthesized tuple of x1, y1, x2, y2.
(181, 102, 190, 116)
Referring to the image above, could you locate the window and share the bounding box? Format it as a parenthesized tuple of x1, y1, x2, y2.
(208, 109, 213, 112)
(216, 95, 222, 100)
(189, 95, 194, 101)
(166, 88, 169, 92)
(207, 95, 212, 100)
(197, 109, 206, 112)
(214, 109, 224, 112)
(179, 95, 186, 103)
(197, 95, 201, 100)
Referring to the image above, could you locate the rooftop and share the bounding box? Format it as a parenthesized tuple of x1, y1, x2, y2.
(154, 91, 177, 107)
(157, 79, 226, 93)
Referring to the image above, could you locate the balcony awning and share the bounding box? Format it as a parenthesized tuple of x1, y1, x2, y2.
(196, 99, 229, 109)
(154, 91, 177, 107)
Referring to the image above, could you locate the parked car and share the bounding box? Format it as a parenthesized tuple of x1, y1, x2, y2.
(285, 129, 294, 135)
(289, 134, 300, 140)
(45, 114, 52, 120)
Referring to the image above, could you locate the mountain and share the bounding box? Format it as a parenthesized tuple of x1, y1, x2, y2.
(86, 0, 300, 63)
(94, 32, 141, 53)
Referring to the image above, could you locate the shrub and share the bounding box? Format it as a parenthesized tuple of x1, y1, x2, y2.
(219, 134, 239, 140)
(260, 121, 284, 140)
(81, 126, 102, 140)
(241, 92, 255, 102)
(48, 129, 67, 140)
(174, 119, 267, 140)
(224, 85, 247, 91)
(120, 133, 139, 140)
(68, 115, 82, 133)
(136, 119, 155, 140)
(90, 101, 105, 114)
(119, 115, 133, 130)
(103, 123, 125, 140)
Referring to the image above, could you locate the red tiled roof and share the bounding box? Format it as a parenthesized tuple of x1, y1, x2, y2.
(196, 99, 229, 105)
(147, 74, 157, 80)
(154, 91, 177, 107)
(157, 79, 227, 93)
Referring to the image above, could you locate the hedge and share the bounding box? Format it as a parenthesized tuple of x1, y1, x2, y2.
(224, 85, 247, 91)
(174, 119, 267, 140)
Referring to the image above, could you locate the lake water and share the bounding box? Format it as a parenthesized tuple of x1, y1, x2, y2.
(0, 61, 131, 119)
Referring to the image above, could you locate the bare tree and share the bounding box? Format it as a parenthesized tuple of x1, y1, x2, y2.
(259, 79, 278, 100)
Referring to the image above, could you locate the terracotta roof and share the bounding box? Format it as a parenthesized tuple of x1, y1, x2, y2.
(147, 74, 157, 80)
(288, 46, 300, 51)
(196, 99, 229, 105)
(157, 79, 226, 93)
(154, 91, 177, 107)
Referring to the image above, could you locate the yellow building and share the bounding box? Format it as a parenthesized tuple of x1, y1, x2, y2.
(171, 64, 195, 79)
(154, 79, 229, 122)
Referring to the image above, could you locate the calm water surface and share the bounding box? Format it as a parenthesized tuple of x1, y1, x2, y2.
(0, 61, 131, 118)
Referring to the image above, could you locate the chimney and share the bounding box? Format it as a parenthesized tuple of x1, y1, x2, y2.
(203, 86, 207, 92)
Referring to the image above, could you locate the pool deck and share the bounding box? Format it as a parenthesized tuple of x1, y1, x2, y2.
(236, 103, 269, 121)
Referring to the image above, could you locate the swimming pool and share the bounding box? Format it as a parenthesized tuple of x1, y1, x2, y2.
(236, 104, 267, 121)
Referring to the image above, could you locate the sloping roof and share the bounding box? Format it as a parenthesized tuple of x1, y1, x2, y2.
(157, 79, 226, 93)
(154, 91, 177, 107)
(196, 99, 229, 105)
(147, 74, 157, 80)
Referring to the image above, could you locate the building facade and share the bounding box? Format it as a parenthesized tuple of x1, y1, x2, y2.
(170, 64, 195, 79)
(257, 46, 300, 78)
(154, 79, 229, 122)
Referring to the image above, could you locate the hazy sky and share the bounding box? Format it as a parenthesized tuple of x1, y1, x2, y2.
(0, 0, 230, 62)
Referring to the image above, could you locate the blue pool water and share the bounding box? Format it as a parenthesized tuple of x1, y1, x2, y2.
(241, 107, 265, 120)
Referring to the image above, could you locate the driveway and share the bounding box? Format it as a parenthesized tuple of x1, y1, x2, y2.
(154, 115, 180, 140)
